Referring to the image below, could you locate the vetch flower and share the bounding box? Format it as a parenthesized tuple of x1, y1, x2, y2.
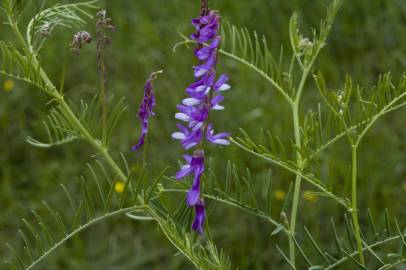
(175, 151, 205, 205)
(172, 2, 230, 234)
(132, 71, 162, 151)
(172, 124, 203, 150)
(206, 124, 230, 146)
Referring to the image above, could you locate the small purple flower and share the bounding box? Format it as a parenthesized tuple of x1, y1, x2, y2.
(132, 71, 162, 151)
(192, 199, 206, 234)
(172, 124, 203, 150)
(176, 150, 204, 178)
(175, 150, 204, 206)
(206, 124, 230, 146)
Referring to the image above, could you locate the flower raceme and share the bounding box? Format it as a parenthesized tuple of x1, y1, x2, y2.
(172, 8, 230, 234)
(132, 71, 162, 151)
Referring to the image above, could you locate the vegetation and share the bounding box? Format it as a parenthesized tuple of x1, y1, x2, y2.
(1, 0, 406, 269)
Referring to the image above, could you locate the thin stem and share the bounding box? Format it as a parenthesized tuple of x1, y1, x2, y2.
(324, 233, 406, 270)
(219, 49, 293, 105)
(351, 145, 365, 265)
(143, 133, 149, 165)
(25, 206, 143, 270)
(289, 102, 303, 267)
(99, 70, 107, 145)
(160, 188, 290, 234)
(295, 67, 310, 103)
(230, 138, 349, 208)
(173, 39, 293, 105)
(288, 66, 311, 267)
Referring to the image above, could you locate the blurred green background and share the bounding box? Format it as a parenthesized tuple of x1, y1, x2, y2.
(1, 0, 406, 269)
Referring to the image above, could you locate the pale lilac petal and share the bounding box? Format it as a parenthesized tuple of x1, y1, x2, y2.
(212, 105, 224, 110)
(182, 98, 201, 106)
(175, 113, 190, 122)
(213, 138, 230, 145)
(219, 83, 231, 91)
(172, 132, 186, 140)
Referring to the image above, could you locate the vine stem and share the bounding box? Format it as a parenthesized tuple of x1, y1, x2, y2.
(351, 145, 365, 265)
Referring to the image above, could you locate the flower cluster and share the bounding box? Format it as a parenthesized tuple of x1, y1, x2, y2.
(132, 71, 161, 151)
(172, 9, 230, 234)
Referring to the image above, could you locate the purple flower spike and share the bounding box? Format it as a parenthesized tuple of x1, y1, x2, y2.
(132, 70, 162, 151)
(192, 199, 206, 234)
(173, 3, 231, 234)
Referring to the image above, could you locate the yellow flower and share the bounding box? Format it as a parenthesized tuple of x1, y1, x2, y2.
(303, 190, 318, 202)
(403, 182, 406, 192)
(275, 190, 286, 201)
(3, 79, 15, 92)
(114, 181, 125, 193)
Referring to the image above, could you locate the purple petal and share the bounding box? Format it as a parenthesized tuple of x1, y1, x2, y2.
(131, 132, 145, 151)
(192, 200, 205, 234)
(183, 155, 192, 163)
(214, 74, 229, 91)
(186, 184, 200, 206)
(176, 165, 194, 179)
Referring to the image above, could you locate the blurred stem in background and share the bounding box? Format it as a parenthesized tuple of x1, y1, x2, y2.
(351, 145, 365, 265)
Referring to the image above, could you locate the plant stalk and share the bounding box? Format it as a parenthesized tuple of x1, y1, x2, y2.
(288, 65, 310, 266)
(289, 101, 303, 267)
(351, 145, 365, 265)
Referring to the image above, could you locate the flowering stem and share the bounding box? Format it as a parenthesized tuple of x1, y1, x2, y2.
(351, 145, 365, 265)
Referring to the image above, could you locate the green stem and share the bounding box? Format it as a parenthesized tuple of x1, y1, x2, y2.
(289, 102, 303, 267)
(143, 133, 149, 165)
(351, 145, 365, 265)
(25, 205, 143, 270)
(288, 65, 311, 267)
(99, 69, 107, 146)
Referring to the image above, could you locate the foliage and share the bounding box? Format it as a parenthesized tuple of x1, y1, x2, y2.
(2, 0, 406, 269)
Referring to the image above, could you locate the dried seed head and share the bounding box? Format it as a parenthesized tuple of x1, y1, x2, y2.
(70, 31, 93, 55)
